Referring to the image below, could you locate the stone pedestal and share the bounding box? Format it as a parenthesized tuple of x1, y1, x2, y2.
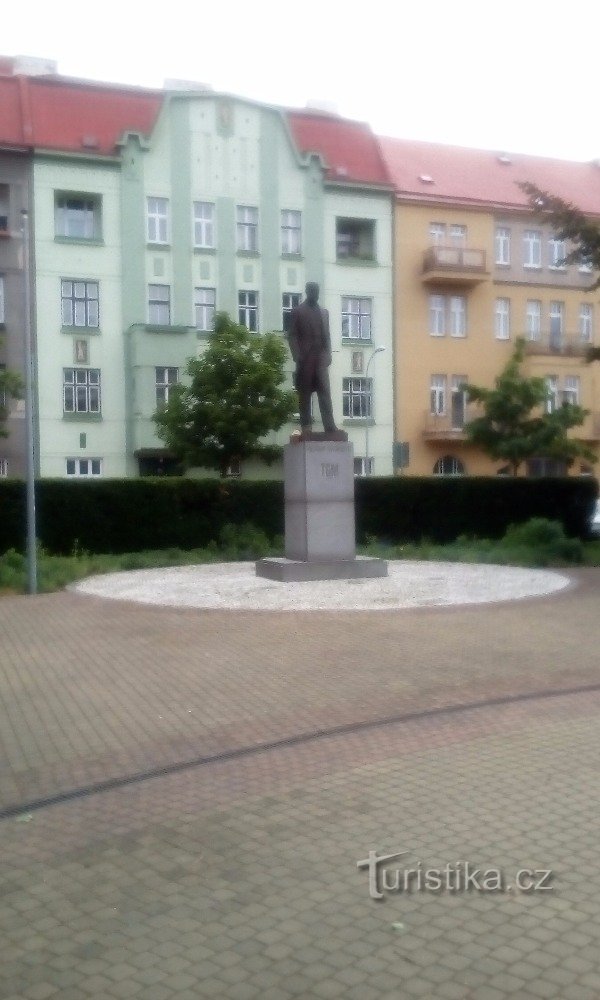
(256, 439, 387, 582)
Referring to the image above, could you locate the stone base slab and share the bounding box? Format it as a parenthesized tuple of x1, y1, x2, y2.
(255, 556, 389, 582)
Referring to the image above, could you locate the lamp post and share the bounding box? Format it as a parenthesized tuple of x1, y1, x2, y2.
(364, 346, 385, 477)
(21, 209, 37, 594)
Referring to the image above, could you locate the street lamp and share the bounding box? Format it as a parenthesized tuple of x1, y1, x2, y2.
(364, 346, 385, 477)
(21, 210, 37, 593)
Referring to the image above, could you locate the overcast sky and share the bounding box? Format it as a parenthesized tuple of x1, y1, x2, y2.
(5, 0, 599, 162)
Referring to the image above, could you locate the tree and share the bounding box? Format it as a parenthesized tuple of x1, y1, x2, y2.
(463, 339, 595, 475)
(520, 181, 600, 360)
(154, 312, 297, 477)
(0, 346, 23, 439)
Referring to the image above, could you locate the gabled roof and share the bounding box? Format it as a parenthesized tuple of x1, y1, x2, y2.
(287, 110, 392, 188)
(0, 74, 162, 155)
(379, 136, 600, 215)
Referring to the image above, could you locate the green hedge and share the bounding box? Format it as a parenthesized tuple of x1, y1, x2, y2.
(0, 475, 597, 555)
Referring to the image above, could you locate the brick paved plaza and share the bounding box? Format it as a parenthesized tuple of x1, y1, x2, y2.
(1, 570, 600, 999)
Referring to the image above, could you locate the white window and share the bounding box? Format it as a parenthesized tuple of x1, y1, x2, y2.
(61, 280, 99, 328)
(66, 458, 102, 477)
(343, 377, 372, 418)
(353, 457, 374, 477)
(526, 300, 542, 341)
(563, 375, 580, 406)
(579, 303, 593, 343)
(237, 206, 258, 252)
(148, 284, 171, 325)
(549, 237, 566, 269)
(155, 367, 179, 408)
(545, 375, 559, 413)
(193, 201, 215, 248)
(63, 368, 101, 414)
(0, 459, 7, 477)
(55, 194, 100, 240)
(0, 274, 4, 324)
(495, 298, 511, 340)
(147, 197, 169, 244)
(524, 229, 542, 268)
(336, 218, 375, 260)
(429, 223, 446, 245)
(429, 294, 445, 336)
(282, 292, 301, 333)
(451, 374, 467, 429)
(433, 455, 465, 476)
(579, 256, 593, 274)
(341, 297, 372, 340)
(495, 227, 511, 265)
(430, 374, 447, 415)
(449, 296, 466, 337)
(449, 225, 467, 246)
(281, 210, 301, 255)
(238, 290, 258, 331)
(549, 301, 564, 348)
(194, 287, 215, 331)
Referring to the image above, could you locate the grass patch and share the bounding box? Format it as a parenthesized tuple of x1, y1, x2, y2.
(1, 518, 596, 596)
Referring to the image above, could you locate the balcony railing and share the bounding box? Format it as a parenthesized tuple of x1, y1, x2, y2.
(422, 245, 488, 285)
(423, 404, 480, 440)
(522, 333, 591, 357)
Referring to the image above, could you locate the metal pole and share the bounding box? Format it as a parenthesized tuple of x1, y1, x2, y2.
(21, 209, 37, 594)
(365, 346, 385, 477)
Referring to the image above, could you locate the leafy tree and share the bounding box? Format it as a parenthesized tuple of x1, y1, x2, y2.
(0, 346, 23, 438)
(463, 339, 595, 475)
(520, 181, 600, 360)
(154, 312, 297, 477)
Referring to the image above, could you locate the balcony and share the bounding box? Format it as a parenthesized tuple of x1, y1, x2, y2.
(522, 334, 590, 358)
(422, 245, 488, 286)
(423, 405, 479, 441)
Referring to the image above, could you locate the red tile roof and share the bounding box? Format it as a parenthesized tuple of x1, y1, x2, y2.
(287, 110, 392, 188)
(379, 136, 600, 215)
(0, 74, 162, 155)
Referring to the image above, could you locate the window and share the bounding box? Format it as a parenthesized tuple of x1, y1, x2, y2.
(66, 458, 102, 477)
(147, 197, 169, 244)
(526, 300, 542, 341)
(195, 287, 215, 331)
(527, 457, 568, 477)
(193, 201, 215, 248)
(549, 301, 564, 348)
(495, 298, 511, 340)
(549, 236, 566, 269)
(0, 459, 7, 478)
(237, 206, 258, 252)
(155, 367, 179, 408)
(281, 210, 301, 255)
(430, 375, 447, 415)
(0, 274, 4, 324)
(428, 295, 466, 336)
(495, 227, 511, 265)
(429, 223, 446, 245)
(61, 280, 99, 328)
(523, 229, 542, 268)
(449, 225, 467, 246)
(63, 368, 101, 414)
(148, 284, 171, 325)
(282, 292, 301, 333)
(545, 375, 559, 413)
(238, 290, 258, 331)
(341, 297, 372, 340)
(563, 375, 580, 406)
(433, 455, 465, 476)
(579, 255, 593, 274)
(0, 363, 6, 408)
(336, 218, 375, 260)
(354, 457, 374, 477)
(0, 184, 8, 233)
(451, 375, 467, 429)
(55, 194, 100, 239)
(579, 303, 593, 343)
(342, 377, 372, 418)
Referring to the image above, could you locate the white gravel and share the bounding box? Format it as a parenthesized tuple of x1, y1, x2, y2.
(72, 561, 572, 611)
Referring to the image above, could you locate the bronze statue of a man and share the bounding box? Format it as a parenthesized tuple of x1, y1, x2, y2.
(288, 282, 338, 434)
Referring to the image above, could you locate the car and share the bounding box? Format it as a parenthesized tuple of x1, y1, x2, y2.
(590, 498, 600, 538)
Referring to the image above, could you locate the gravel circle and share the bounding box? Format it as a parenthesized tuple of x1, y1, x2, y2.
(72, 561, 572, 611)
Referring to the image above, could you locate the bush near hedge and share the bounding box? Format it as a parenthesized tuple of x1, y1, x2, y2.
(0, 475, 596, 555)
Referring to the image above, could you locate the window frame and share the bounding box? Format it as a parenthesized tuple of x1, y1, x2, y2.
(146, 197, 169, 244)
(495, 227, 511, 265)
(494, 297, 511, 340)
(526, 299, 542, 341)
(282, 292, 301, 333)
(281, 210, 302, 255)
(193, 201, 216, 249)
(341, 296, 372, 341)
(155, 366, 179, 408)
(236, 206, 259, 253)
(55, 193, 101, 240)
(65, 457, 102, 477)
(148, 284, 171, 326)
(579, 302, 593, 343)
(194, 287, 216, 332)
(430, 374, 447, 416)
(61, 279, 99, 329)
(0, 274, 4, 324)
(342, 376, 373, 419)
(523, 229, 542, 269)
(63, 367, 101, 415)
(548, 236, 567, 270)
(238, 290, 259, 332)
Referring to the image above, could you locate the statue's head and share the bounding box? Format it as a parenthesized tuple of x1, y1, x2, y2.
(305, 282, 320, 305)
